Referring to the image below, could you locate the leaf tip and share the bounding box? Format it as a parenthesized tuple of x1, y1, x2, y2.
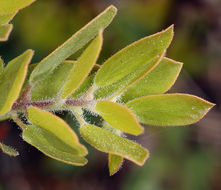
(108, 5, 118, 13)
(137, 148, 150, 166)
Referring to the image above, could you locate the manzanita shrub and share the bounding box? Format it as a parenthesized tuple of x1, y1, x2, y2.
(0, 1, 215, 175)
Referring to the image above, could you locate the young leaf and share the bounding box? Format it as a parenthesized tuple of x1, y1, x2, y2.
(0, 50, 34, 116)
(108, 154, 123, 175)
(29, 5, 117, 84)
(95, 100, 143, 135)
(20, 63, 37, 98)
(0, 0, 35, 14)
(0, 24, 13, 41)
(80, 124, 149, 166)
(22, 125, 87, 166)
(126, 94, 215, 126)
(94, 25, 174, 87)
(72, 74, 95, 98)
(0, 11, 17, 25)
(61, 30, 103, 98)
(31, 61, 75, 101)
(27, 106, 87, 156)
(94, 55, 162, 100)
(0, 142, 19, 156)
(120, 57, 183, 103)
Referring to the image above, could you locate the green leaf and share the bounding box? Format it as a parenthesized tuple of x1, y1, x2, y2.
(0, 57, 3, 76)
(22, 125, 87, 166)
(72, 64, 100, 99)
(108, 154, 123, 175)
(94, 55, 162, 100)
(0, 0, 35, 14)
(31, 61, 75, 101)
(0, 142, 19, 156)
(0, 114, 9, 121)
(120, 57, 183, 103)
(126, 94, 215, 126)
(72, 74, 95, 98)
(0, 50, 34, 116)
(20, 63, 37, 97)
(0, 24, 13, 41)
(95, 100, 143, 135)
(0, 11, 17, 25)
(61, 30, 103, 98)
(27, 106, 87, 155)
(29, 5, 117, 84)
(80, 124, 149, 166)
(95, 25, 174, 87)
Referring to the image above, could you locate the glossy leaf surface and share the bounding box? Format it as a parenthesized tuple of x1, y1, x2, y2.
(0, 24, 13, 41)
(120, 57, 183, 103)
(27, 106, 87, 155)
(0, 0, 35, 14)
(61, 31, 103, 98)
(95, 25, 174, 87)
(29, 5, 117, 84)
(0, 142, 19, 156)
(80, 124, 149, 165)
(95, 100, 143, 135)
(23, 125, 87, 166)
(127, 94, 215, 126)
(0, 50, 33, 116)
(108, 154, 123, 175)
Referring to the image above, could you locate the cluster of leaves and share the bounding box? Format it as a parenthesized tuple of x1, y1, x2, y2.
(0, 1, 214, 175)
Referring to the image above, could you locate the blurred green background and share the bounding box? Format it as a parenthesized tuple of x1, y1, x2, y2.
(0, 0, 221, 189)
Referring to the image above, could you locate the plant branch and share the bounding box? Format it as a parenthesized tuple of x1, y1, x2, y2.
(12, 100, 53, 110)
(12, 99, 93, 110)
(18, 85, 32, 103)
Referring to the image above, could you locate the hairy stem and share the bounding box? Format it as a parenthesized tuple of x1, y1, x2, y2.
(18, 85, 32, 103)
(12, 99, 93, 110)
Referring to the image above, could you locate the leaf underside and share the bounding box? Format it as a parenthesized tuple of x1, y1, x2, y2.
(80, 124, 149, 166)
(27, 106, 87, 155)
(0, 142, 19, 156)
(22, 125, 87, 166)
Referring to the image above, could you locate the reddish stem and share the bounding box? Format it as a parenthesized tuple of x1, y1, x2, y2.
(17, 85, 32, 103)
(12, 101, 53, 110)
(65, 99, 93, 106)
(12, 99, 92, 110)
